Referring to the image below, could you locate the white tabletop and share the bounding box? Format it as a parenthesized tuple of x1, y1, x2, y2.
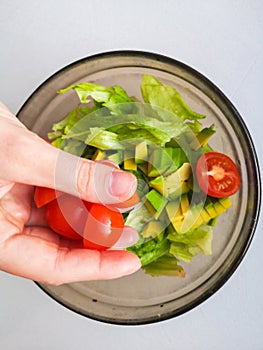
(0, 1, 262, 349)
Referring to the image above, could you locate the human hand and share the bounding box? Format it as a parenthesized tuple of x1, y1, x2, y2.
(0, 102, 141, 285)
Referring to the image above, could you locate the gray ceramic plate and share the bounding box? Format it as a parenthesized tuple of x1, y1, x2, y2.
(18, 51, 261, 325)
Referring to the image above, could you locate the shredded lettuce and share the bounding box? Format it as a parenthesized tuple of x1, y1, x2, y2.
(60, 110, 185, 147)
(48, 106, 96, 140)
(83, 128, 124, 150)
(141, 74, 205, 132)
(143, 255, 185, 277)
(58, 83, 136, 115)
(128, 238, 170, 267)
(168, 224, 213, 262)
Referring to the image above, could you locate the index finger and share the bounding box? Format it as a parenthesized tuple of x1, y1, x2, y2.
(0, 227, 141, 285)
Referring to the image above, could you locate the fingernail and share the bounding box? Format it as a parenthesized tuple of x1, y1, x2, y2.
(97, 159, 120, 169)
(109, 170, 137, 198)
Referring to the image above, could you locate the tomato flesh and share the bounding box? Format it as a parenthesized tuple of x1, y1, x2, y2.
(46, 194, 90, 240)
(83, 203, 124, 250)
(196, 152, 241, 198)
(34, 186, 64, 208)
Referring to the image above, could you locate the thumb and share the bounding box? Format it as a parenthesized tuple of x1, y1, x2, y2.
(0, 115, 137, 204)
(54, 149, 137, 204)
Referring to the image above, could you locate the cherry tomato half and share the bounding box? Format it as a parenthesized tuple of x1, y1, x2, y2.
(196, 152, 241, 198)
(34, 186, 64, 208)
(83, 203, 124, 250)
(46, 194, 90, 240)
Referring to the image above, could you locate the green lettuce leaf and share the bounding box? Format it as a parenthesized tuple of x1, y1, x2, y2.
(63, 140, 86, 156)
(84, 127, 124, 150)
(128, 238, 170, 266)
(141, 74, 205, 122)
(143, 254, 185, 277)
(58, 83, 136, 115)
(168, 224, 213, 262)
(48, 106, 97, 140)
(62, 110, 185, 147)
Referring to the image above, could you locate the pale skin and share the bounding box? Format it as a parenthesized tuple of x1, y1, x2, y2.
(0, 102, 141, 285)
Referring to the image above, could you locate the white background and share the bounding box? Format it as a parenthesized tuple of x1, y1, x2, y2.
(0, 1, 262, 349)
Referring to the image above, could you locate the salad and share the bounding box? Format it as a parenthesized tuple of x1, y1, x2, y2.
(35, 74, 241, 277)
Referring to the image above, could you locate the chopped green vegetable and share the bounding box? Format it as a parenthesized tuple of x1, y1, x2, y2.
(148, 148, 174, 177)
(124, 203, 153, 233)
(190, 124, 216, 150)
(141, 220, 165, 239)
(106, 150, 124, 164)
(128, 238, 170, 266)
(144, 189, 168, 220)
(169, 224, 213, 262)
(135, 140, 148, 164)
(149, 162, 192, 199)
(143, 255, 185, 277)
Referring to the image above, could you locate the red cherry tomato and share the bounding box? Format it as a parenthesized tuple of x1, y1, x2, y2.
(34, 186, 64, 208)
(83, 204, 124, 250)
(46, 194, 90, 240)
(196, 152, 241, 198)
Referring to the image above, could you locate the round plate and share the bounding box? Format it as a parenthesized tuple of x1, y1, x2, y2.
(18, 51, 261, 325)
